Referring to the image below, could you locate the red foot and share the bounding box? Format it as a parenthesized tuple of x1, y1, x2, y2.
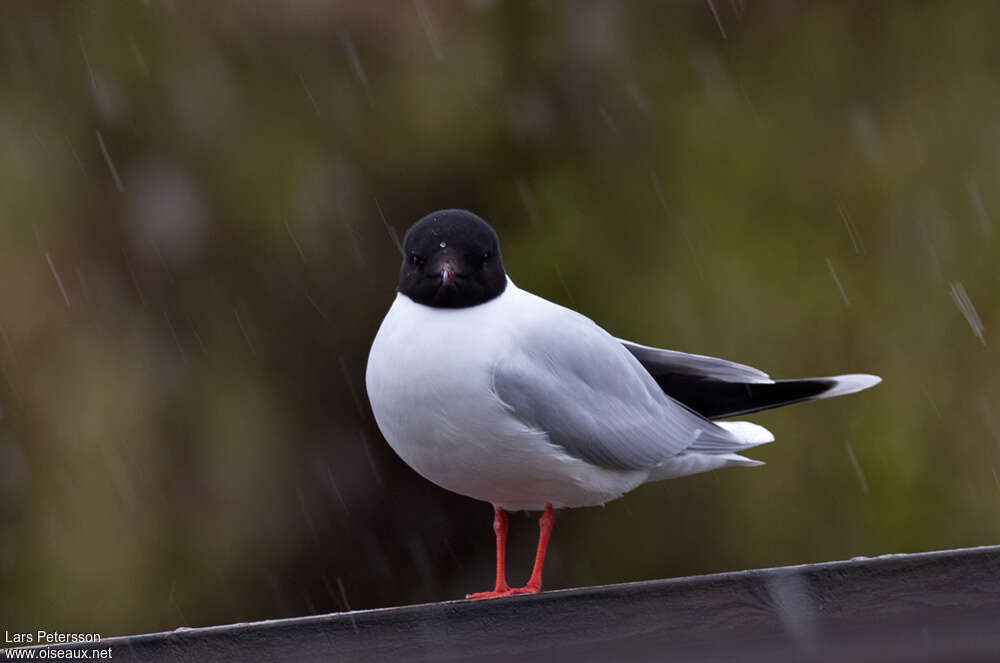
(466, 583, 541, 599)
(465, 588, 514, 600)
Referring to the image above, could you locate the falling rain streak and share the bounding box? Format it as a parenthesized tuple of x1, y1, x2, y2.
(375, 199, 404, 257)
(96, 130, 124, 192)
(127, 36, 150, 77)
(44, 252, 71, 307)
(284, 217, 308, 264)
(298, 73, 321, 116)
(65, 135, 87, 175)
(339, 30, 374, 106)
(336, 578, 358, 634)
(836, 200, 864, 254)
(164, 311, 187, 364)
(234, 308, 257, 355)
(705, 0, 727, 40)
(981, 399, 1000, 444)
(949, 281, 985, 345)
(650, 171, 704, 280)
(297, 487, 321, 545)
(339, 356, 366, 420)
(967, 180, 993, 238)
(825, 258, 849, 305)
(516, 178, 542, 227)
(78, 33, 97, 89)
(845, 442, 869, 494)
(414, 0, 444, 61)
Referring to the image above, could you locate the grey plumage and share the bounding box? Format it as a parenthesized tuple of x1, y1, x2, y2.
(492, 307, 761, 472)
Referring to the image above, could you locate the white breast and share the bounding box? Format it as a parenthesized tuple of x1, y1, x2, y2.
(365, 283, 647, 510)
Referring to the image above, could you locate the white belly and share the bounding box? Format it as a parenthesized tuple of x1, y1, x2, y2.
(365, 289, 647, 511)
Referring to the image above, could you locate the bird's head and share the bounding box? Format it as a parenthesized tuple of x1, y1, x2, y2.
(398, 209, 507, 308)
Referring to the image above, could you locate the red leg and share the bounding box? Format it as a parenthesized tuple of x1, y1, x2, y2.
(466, 506, 512, 599)
(511, 504, 554, 594)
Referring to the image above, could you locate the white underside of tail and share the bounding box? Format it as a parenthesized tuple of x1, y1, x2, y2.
(647, 451, 764, 481)
(647, 420, 774, 482)
(716, 420, 775, 446)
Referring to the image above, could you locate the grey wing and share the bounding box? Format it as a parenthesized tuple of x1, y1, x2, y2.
(493, 317, 740, 471)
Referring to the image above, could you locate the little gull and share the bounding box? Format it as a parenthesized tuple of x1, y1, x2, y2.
(366, 209, 881, 599)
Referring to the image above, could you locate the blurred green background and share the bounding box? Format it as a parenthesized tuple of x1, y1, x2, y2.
(1, 0, 998, 637)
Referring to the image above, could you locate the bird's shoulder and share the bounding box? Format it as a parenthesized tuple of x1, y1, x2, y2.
(494, 284, 667, 415)
(502, 284, 619, 352)
(491, 285, 698, 470)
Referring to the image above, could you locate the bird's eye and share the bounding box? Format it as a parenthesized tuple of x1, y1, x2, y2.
(410, 253, 424, 266)
(481, 251, 492, 262)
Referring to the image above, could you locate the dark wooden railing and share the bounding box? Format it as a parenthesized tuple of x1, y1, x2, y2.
(15, 545, 1000, 662)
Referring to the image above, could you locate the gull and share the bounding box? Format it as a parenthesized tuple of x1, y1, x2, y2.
(366, 209, 881, 599)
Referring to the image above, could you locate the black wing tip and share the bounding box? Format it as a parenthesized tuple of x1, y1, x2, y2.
(659, 374, 881, 420)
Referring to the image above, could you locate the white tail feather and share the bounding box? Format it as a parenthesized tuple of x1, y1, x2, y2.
(716, 421, 775, 446)
(648, 452, 764, 481)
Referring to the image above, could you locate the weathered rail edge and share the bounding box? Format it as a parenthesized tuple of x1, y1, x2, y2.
(18, 545, 1000, 662)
